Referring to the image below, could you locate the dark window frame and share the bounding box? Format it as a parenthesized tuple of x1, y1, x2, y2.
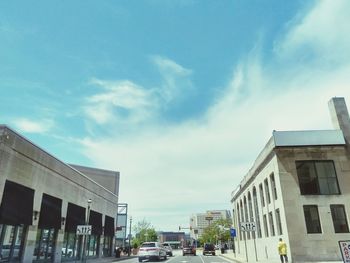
(296, 160, 340, 195)
(303, 205, 322, 234)
(330, 205, 349, 233)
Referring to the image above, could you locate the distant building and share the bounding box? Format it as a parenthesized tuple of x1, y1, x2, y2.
(230, 97, 350, 262)
(157, 232, 185, 248)
(190, 210, 231, 239)
(0, 125, 119, 262)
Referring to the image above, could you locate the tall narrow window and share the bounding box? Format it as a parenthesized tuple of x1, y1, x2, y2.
(263, 214, 269, 237)
(243, 197, 250, 239)
(303, 205, 322, 233)
(237, 204, 242, 241)
(270, 173, 277, 200)
(296, 161, 340, 195)
(259, 184, 265, 207)
(240, 201, 244, 240)
(330, 205, 349, 233)
(248, 193, 255, 239)
(253, 187, 262, 238)
(275, 209, 283, 235)
(268, 212, 275, 236)
(264, 179, 271, 204)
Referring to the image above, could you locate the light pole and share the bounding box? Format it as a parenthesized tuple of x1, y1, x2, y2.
(82, 199, 92, 263)
(128, 216, 132, 256)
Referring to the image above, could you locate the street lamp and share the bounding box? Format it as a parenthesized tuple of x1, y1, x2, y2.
(82, 199, 92, 263)
(128, 216, 132, 256)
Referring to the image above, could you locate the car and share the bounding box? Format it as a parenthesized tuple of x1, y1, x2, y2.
(138, 242, 167, 262)
(162, 243, 173, 256)
(61, 247, 73, 257)
(182, 245, 196, 256)
(203, 243, 215, 256)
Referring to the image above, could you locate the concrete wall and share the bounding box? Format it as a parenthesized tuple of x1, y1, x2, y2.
(276, 146, 350, 262)
(0, 126, 118, 262)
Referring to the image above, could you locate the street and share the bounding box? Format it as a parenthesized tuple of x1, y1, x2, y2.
(108, 250, 235, 263)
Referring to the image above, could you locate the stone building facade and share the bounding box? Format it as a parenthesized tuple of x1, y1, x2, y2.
(0, 126, 119, 262)
(231, 97, 350, 262)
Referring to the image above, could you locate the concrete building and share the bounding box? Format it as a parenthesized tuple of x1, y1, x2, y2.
(190, 210, 231, 239)
(230, 97, 350, 262)
(157, 232, 185, 249)
(0, 125, 119, 262)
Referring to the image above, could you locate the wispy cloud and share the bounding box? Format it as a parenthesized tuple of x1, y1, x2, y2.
(152, 55, 193, 103)
(12, 118, 54, 134)
(78, 1, 350, 231)
(84, 79, 158, 125)
(274, 0, 350, 63)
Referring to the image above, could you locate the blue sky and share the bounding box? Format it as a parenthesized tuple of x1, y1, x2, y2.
(1, 0, 350, 231)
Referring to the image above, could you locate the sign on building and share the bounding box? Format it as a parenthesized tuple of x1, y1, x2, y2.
(230, 228, 236, 237)
(339, 240, 350, 263)
(76, 225, 92, 235)
(240, 222, 256, 232)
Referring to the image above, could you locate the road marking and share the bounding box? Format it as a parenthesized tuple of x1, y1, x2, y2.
(199, 255, 205, 263)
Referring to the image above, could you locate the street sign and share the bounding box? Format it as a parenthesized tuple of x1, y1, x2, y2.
(76, 225, 92, 235)
(240, 222, 256, 232)
(339, 240, 350, 262)
(230, 228, 236, 237)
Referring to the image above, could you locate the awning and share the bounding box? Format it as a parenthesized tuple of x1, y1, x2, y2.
(0, 180, 34, 225)
(104, 215, 115, 237)
(89, 210, 102, 235)
(38, 193, 62, 230)
(65, 203, 85, 233)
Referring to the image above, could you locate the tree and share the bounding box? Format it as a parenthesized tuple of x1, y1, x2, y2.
(132, 219, 158, 246)
(199, 219, 232, 244)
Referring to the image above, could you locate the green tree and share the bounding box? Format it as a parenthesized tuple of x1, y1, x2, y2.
(199, 219, 232, 244)
(132, 219, 158, 246)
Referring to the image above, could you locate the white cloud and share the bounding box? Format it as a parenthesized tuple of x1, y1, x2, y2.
(274, 0, 350, 62)
(84, 79, 158, 125)
(152, 55, 193, 103)
(78, 1, 350, 231)
(12, 118, 54, 134)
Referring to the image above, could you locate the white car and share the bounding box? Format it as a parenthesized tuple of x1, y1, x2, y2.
(162, 243, 173, 256)
(138, 242, 167, 262)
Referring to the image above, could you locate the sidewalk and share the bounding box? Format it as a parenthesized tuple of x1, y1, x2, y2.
(218, 250, 279, 263)
(86, 254, 137, 263)
(218, 250, 343, 263)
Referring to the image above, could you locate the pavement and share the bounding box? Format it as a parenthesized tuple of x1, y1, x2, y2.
(86, 249, 344, 263)
(86, 254, 137, 263)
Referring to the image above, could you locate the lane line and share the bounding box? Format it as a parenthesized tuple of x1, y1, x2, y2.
(199, 255, 206, 263)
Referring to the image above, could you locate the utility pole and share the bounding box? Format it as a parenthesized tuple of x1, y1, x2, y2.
(128, 216, 132, 256)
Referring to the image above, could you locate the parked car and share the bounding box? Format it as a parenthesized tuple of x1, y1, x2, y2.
(61, 247, 73, 257)
(182, 245, 196, 256)
(162, 243, 173, 256)
(203, 243, 216, 256)
(138, 242, 167, 262)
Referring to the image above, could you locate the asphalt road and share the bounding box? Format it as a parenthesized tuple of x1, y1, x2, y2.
(111, 250, 233, 263)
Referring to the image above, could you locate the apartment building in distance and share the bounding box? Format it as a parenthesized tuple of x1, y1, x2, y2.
(230, 97, 350, 262)
(189, 210, 231, 239)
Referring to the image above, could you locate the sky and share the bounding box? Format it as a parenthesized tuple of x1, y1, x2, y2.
(1, 0, 350, 232)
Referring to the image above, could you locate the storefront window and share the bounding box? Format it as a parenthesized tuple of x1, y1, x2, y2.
(102, 236, 112, 257)
(62, 232, 81, 260)
(0, 224, 25, 262)
(86, 235, 99, 257)
(33, 228, 57, 262)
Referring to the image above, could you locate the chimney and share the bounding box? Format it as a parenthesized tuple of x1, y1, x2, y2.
(328, 97, 350, 145)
